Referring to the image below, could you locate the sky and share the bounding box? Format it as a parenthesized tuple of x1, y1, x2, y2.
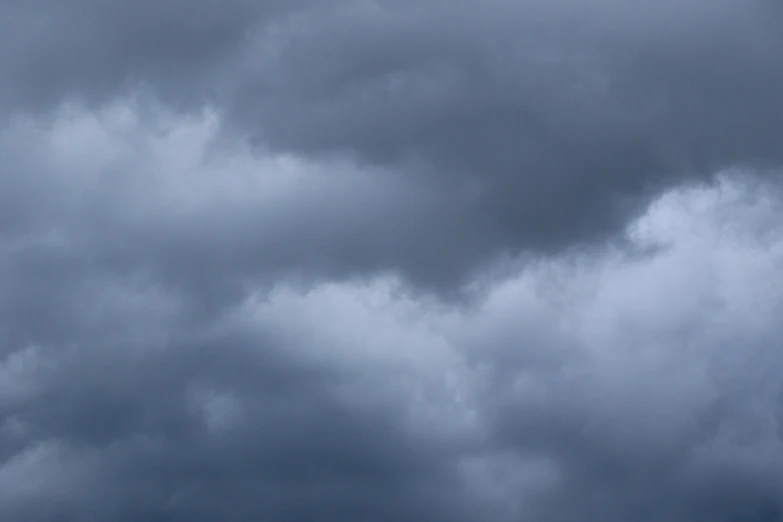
(1, 1, 783, 520)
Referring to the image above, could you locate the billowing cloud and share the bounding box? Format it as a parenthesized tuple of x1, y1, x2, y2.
(2, 2, 783, 521)
(4, 0, 783, 285)
(2, 106, 783, 520)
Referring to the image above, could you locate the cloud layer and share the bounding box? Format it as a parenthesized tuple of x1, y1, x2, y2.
(5, 0, 783, 287)
(2, 1, 783, 521)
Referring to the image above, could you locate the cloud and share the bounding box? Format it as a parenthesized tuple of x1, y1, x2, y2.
(3, 1, 783, 286)
(1, 99, 783, 520)
(465, 178, 783, 521)
(3, 2, 783, 521)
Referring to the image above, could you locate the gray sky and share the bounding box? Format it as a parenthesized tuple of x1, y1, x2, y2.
(1, 1, 783, 521)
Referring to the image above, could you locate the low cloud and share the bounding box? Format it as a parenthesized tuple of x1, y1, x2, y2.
(4, 1, 783, 286)
(2, 106, 782, 519)
(2, 2, 783, 520)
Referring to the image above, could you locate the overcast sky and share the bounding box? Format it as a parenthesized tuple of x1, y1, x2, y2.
(2, 1, 783, 521)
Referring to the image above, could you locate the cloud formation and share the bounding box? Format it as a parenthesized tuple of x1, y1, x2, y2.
(2, 1, 783, 521)
(5, 0, 783, 286)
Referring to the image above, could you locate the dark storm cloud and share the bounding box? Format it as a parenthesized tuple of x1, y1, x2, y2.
(1, 0, 302, 110)
(3, 0, 783, 286)
(459, 183, 783, 521)
(227, 0, 783, 284)
(3, 1, 783, 522)
(2, 127, 783, 521)
(0, 321, 476, 521)
(0, 111, 488, 521)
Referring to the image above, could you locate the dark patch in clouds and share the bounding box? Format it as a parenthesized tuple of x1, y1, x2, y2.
(2, 1, 783, 521)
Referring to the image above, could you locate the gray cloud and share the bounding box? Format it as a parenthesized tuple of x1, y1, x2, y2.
(2, 2, 783, 521)
(4, 0, 783, 286)
(2, 112, 783, 520)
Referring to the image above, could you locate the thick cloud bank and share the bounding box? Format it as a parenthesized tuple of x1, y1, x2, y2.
(2, 1, 783, 521)
(5, 0, 783, 286)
